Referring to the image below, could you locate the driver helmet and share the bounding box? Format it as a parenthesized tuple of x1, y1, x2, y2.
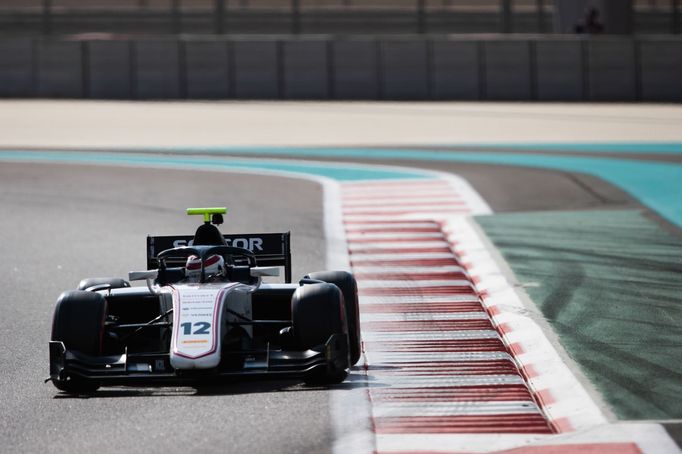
(185, 254, 225, 282)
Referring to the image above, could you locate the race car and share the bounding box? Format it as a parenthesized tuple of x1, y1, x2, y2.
(47, 207, 361, 394)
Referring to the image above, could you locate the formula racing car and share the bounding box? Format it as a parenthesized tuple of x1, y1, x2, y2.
(47, 207, 361, 394)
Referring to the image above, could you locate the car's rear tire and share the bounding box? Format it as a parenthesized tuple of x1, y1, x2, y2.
(291, 283, 349, 385)
(305, 271, 361, 366)
(77, 277, 130, 291)
(51, 290, 106, 393)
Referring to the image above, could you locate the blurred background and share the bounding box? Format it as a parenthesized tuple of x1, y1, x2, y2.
(1, 0, 680, 35)
(0, 0, 680, 100)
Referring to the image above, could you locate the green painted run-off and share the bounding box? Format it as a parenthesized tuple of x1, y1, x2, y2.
(477, 210, 682, 420)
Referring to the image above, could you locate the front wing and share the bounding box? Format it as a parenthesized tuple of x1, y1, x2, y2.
(48, 334, 349, 386)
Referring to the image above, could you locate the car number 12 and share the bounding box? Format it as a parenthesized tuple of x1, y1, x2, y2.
(180, 321, 211, 335)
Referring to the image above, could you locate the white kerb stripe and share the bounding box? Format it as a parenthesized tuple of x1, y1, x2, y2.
(343, 196, 464, 207)
(367, 375, 526, 387)
(344, 205, 467, 214)
(345, 232, 444, 241)
(345, 214, 470, 222)
(350, 252, 455, 261)
(365, 351, 513, 363)
(359, 295, 480, 304)
(360, 312, 489, 322)
(348, 241, 451, 251)
(371, 401, 541, 418)
(358, 279, 474, 289)
(375, 434, 550, 454)
(352, 265, 465, 274)
(344, 222, 439, 230)
(362, 330, 500, 341)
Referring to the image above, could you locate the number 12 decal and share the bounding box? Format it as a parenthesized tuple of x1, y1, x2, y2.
(180, 321, 211, 335)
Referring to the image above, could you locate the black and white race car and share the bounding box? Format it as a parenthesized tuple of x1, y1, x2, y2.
(47, 208, 361, 394)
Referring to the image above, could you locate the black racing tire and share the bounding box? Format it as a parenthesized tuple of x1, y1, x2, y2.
(51, 290, 107, 393)
(292, 283, 347, 349)
(305, 271, 361, 366)
(292, 283, 350, 385)
(77, 277, 130, 291)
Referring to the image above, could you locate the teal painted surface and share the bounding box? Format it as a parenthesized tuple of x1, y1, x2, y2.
(161, 142, 682, 156)
(1, 147, 680, 227)
(161, 146, 682, 227)
(0, 150, 429, 182)
(456, 142, 682, 154)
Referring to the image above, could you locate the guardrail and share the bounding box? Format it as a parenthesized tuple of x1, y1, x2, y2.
(1, 35, 680, 101)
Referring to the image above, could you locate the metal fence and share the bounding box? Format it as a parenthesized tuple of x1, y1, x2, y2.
(0, 0, 679, 35)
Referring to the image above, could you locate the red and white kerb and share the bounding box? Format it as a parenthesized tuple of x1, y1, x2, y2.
(338, 176, 623, 454)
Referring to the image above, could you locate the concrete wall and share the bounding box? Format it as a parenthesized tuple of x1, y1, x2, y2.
(233, 40, 279, 99)
(36, 40, 83, 98)
(639, 39, 682, 102)
(1, 36, 680, 102)
(135, 40, 181, 99)
(185, 40, 230, 99)
(88, 41, 132, 99)
(0, 38, 33, 97)
(283, 40, 329, 99)
(380, 40, 429, 99)
(483, 40, 532, 100)
(431, 40, 480, 100)
(535, 40, 584, 100)
(332, 40, 379, 100)
(587, 39, 637, 100)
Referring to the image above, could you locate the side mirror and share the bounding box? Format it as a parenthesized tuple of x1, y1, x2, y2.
(129, 270, 159, 281)
(250, 267, 280, 278)
(128, 270, 160, 294)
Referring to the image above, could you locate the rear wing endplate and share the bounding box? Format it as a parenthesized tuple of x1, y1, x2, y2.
(146, 232, 292, 283)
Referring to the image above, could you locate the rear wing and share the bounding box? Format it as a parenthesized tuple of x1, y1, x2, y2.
(146, 232, 292, 283)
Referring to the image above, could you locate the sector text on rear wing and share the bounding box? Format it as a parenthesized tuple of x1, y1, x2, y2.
(147, 232, 292, 282)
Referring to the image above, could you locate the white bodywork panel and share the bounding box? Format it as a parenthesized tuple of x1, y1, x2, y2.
(164, 282, 254, 370)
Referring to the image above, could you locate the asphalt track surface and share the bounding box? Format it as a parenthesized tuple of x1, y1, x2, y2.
(1, 101, 681, 453)
(0, 157, 649, 454)
(0, 163, 334, 453)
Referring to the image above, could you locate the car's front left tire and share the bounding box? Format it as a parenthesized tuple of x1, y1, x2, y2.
(50, 290, 106, 393)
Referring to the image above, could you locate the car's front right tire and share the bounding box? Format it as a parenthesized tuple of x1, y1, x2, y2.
(291, 283, 349, 385)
